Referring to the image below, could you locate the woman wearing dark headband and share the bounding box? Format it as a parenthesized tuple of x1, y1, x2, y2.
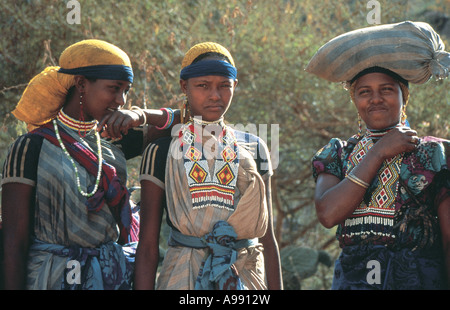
(135, 42, 283, 290)
(1, 39, 173, 289)
(308, 22, 450, 289)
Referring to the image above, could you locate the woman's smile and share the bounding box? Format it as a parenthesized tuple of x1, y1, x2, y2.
(353, 73, 403, 130)
(367, 105, 389, 114)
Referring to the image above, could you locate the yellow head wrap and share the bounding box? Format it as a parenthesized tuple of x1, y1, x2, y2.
(12, 39, 132, 130)
(181, 42, 235, 69)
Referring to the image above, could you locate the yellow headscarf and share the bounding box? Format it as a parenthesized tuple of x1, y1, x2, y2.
(181, 42, 235, 69)
(12, 39, 133, 130)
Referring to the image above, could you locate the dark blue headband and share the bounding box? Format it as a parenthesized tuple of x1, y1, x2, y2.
(350, 66, 408, 88)
(58, 64, 134, 83)
(180, 60, 237, 80)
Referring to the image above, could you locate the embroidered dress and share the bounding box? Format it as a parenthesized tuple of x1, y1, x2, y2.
(1, 115, 139, 289)
(341, 129, 403, 246)
(139, 124, 272, 290)
(312, 130, 450, 289)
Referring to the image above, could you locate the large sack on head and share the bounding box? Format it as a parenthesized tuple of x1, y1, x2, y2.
(305, 21, 450, 84)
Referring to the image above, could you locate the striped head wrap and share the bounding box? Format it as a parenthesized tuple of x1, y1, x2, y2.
(305, 21, 450, 86)
(180, 42, 237, 80)
(12, 39, 133, 130)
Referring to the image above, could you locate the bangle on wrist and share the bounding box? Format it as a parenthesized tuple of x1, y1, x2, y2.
(156, 108, 174, 130)
(346, 173, 370, 189)
(131, 106, 147, 125)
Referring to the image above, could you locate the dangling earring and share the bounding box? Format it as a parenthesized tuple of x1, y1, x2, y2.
(79, 94, 86, 137)
(181, 98, 190, 124)
(357, 113, 363, 137)
(401, 106, 407, 126)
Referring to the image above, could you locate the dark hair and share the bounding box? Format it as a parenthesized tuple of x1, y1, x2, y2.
(192, 52, 231, 65)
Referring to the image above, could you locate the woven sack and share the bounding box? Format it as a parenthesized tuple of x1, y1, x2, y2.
(305, 21, 450, 84)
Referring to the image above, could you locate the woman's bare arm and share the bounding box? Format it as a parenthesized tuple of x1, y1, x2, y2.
(134, 180, 164, 290)
(314, 127, 418, 228)
(2, 183, 34, 289)
(438, 195, 450, 289)
(260, 176, 283, 289)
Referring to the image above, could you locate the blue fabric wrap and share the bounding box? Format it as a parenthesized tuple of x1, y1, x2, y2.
(331, 244, 447, 290)
(180, 60, 237, 80)
(58, 64, 134, 83)
(29, 238, 134, 290)
(168, 221, 257, 290)
(350, 66, 409, 87)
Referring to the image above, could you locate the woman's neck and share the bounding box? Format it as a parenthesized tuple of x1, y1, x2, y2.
(57, 109, 97, 132)
(190, 116, 224, 127)
(365, 124, 400, 140)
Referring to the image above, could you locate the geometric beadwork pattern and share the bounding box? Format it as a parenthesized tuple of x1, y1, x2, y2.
(372, 161, 401, 209)
(348, 136, 371, 167)
(180, 121, 239, 210)
(186, 146, 202, 162)
(182, 129, 196, 145)
(216, 163, 235, 185)
(221, 145, 237, 162)
(189, 162, 207, 183)
(344, 129, 404, 239)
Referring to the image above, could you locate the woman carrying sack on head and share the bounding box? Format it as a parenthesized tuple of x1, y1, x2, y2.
(135, 42, 283, 290)
(307, 21, 450, 290)
(1, 39, 175, 290)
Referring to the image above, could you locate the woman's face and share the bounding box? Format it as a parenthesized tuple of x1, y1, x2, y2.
(81, 79, 131, 121)
(181, 75, 237, 122)
(353, 72, 403, 130)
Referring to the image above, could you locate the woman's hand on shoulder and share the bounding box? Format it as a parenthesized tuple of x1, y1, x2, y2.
(371, 126, 419, 160)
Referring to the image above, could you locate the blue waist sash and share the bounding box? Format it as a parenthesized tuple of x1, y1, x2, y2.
(168, 221, 258, 290)
(30, 238, 133, 290)
(169, 228, 257, 250)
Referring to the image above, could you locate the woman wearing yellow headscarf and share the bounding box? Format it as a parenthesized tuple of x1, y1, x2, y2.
(1, 39, 174, 290)
(135, 42, 283, 290)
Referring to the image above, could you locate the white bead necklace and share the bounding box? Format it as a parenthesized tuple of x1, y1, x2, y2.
(191, 116, 224, 126)
(53, 119, 103, 197)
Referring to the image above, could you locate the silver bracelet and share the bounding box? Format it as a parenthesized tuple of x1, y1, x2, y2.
(131, 106, 147, 125)
(346, 173, 370, 189)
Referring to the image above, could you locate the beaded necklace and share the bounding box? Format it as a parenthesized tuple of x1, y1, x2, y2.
(179, 118, 239, 210)
(53, 113, 102, 197)
(191, 116, 224, 126)
(57, 109, 97, 134)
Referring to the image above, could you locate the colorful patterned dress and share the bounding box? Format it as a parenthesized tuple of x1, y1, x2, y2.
(139, 123, 272, 289)
(312, 129, 449, 289)
(1, 118, 142, 289)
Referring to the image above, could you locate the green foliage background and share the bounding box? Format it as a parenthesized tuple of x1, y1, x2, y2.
(1, 0, 449, 289)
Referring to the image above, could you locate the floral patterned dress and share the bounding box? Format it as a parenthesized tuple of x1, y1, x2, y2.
(312, 130, 449, 289)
